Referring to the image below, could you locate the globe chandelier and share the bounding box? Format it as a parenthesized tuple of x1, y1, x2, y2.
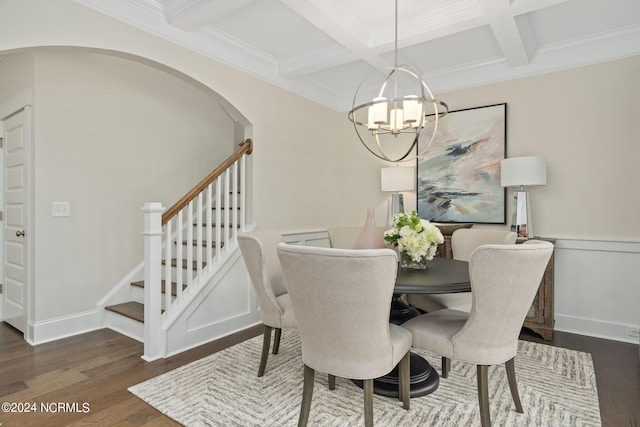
(347, 0, 448, 163)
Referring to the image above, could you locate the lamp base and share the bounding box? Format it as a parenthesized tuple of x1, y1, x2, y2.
(386, 193, 405, 227)
(511, 190, 534, 239)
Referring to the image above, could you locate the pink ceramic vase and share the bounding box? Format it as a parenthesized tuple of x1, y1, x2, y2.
(353, 208, 386, 249)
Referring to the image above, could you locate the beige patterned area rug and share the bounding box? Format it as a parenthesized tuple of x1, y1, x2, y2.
(129, 330, 601, 426)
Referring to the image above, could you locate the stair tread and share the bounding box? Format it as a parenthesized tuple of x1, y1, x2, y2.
(105, 302, 144, 323)
(130, 280, 186, 296)
(162, 258, 207, 269)
(178, 240, 225, 247)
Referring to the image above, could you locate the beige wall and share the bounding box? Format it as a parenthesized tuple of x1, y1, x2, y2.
(334, 57, 640, 343)
(0, 49, 240, 320)
(0, 0, 343, 324)
(1, 0, 638, 339)
(339, 56, 640, 242)
(1, 1, 638, 242)
(0, 52, 34, 102)
(28, 50, 239, 320)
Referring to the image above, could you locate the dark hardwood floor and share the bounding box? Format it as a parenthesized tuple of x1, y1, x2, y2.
(0, 322, 638, 426)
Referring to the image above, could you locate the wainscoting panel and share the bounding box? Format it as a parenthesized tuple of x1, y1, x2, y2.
(554, 238, 640, 344)
(165, 250, 261, 357)
(282, 230, 330, 247)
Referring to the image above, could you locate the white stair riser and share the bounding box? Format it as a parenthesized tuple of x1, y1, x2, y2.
(130, 285, 174, 310)
(105, 310, 144, 342)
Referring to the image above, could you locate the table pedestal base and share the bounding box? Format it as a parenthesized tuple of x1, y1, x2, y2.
(352, 353, 439, 398)
(390, 294, 421, 324)
(352, 293, 439, 398)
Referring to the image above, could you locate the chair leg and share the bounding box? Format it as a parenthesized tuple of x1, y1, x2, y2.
(506, 358, 524, 413)
(298, 364, 315, 427)
(398, 352, 410, 410)
(363, 378, 374, 427)
(328, 374, 336, 390)
(441, 356, 451, 378)
(477, 365, 491, 427)
(273, 328, 282, 354)
(258, 325, 273, 377)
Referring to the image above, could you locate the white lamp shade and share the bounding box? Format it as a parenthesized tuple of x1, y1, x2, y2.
(371, 97, 387, 124)
(381, 166, 415, 192)
(501, 156, 547, 187)
(403, 96, 420, 123)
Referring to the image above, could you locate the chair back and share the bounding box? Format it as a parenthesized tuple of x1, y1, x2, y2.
(327, 226, 386, 249)
(276, 243, 399, 379)
(451, 228, 517, 261)
(238, 231, 287, 326)
(453, 240, 553, 365)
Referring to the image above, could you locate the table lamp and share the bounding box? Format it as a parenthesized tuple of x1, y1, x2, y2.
(500, 156, 547, 239)
(381, 166, 415, 223)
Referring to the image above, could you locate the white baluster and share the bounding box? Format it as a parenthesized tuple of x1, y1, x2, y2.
(215, 178, 222, 262)
(240, 154, 246, 232)
(206, 182, 213, 264)
(164, 218, 172, 316)
(186, 201, 194, 288)
(232, 160, 238, 240)
(176, 210, 183, 305)
(223, 169, 230, 250)
(196, 192, 203, 278)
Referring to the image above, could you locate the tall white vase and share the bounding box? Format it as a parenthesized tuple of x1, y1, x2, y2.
(353, 208, 386, 249)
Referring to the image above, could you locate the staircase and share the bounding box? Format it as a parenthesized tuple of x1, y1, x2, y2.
(100, 139, 257, 360)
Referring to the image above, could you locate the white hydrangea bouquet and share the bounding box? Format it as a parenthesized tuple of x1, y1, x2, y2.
(384, 210, 444, 268)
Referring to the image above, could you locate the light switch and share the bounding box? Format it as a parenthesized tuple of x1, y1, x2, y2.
(52, 201, 70, 217)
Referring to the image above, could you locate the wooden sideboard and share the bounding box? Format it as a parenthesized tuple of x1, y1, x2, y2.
(519, 237, 556, 341)
(437, 229, 555, 341)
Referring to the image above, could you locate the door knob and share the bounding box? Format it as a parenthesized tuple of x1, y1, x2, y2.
(16, 230, 25, 237)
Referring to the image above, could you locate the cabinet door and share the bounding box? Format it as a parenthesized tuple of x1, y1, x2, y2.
(525, 274, 547, 324)
(521, 238, 555, 340)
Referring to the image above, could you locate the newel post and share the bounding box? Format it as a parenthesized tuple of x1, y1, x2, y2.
(142, 202, 165, 361)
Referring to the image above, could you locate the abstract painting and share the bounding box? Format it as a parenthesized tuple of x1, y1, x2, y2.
(417, 103, 506, 224)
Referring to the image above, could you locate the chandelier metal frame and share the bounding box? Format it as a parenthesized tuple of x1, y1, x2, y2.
(347, 0, 448, 163)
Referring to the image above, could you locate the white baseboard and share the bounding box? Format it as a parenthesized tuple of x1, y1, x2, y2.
(555, 314, 640, 345)
(27, 309, 102, 345)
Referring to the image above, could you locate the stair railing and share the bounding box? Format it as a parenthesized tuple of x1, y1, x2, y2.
(142, 139, 253, 360)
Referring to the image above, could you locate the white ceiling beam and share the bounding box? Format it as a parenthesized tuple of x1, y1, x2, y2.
(370, 0, 485, 47)
(478, 0, 530, 67)
(279, 13, 488, 79)
(279, 0, 487, 78)
(278, 46, 355, 78)
(164, 0, 257, 31)
(508, 0, 573, 16)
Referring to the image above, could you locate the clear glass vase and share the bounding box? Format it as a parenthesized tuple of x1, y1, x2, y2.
(400, 251, 429, 269)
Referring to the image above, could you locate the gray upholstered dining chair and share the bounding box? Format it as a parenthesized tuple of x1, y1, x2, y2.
(276, 243, 412, 427)
(402, 240, 554, 427)
(407, 228, 517, 313)
(238, 231, 296, 377)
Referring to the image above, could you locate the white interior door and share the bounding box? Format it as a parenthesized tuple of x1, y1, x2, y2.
(2, 109, 28, 333)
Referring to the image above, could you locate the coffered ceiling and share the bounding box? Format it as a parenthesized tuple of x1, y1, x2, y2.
(76, 0, 640, 111)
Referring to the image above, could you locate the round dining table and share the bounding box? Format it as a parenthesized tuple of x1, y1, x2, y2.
(363, 257, 471, 398)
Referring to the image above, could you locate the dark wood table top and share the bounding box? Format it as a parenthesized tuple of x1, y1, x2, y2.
(395, 257, 470, 294)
